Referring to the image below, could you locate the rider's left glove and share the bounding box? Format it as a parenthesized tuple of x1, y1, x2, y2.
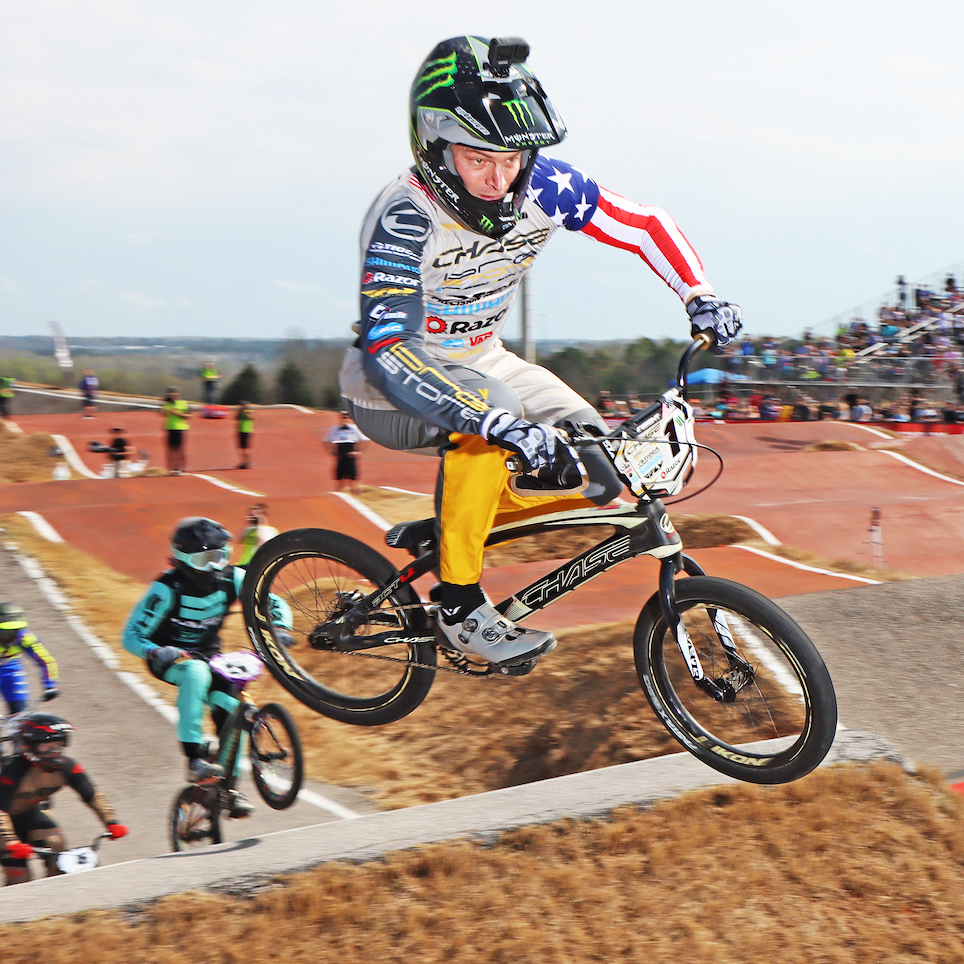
(106, 823, 128, 840)
(148, 646, 188, 672)
(686, 296, 743, 353)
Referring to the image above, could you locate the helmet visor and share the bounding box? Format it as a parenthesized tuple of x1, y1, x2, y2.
(173, 546, 231, 572)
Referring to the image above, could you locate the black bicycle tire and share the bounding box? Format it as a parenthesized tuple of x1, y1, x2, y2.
(634, 575, 837, 785)
(170, 784, 222, 852)
(240, 528, 436, 726)
(250, 702, 304, 810)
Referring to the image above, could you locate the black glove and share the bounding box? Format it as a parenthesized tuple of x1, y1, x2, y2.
(41, 687, 59, 702)
(480, 409, 560, 474)
(686, 296, 743, 353)
(149, 646, 187, 672)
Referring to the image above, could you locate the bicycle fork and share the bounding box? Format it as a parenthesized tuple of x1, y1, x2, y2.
(658, 555, 750, 704)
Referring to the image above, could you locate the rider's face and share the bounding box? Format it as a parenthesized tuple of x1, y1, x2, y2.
(451, 144, 523, 201)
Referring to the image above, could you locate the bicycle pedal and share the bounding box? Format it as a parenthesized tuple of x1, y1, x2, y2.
(495, 658, 539, 677)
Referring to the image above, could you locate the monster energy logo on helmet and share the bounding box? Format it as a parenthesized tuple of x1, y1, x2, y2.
(501, 98, 535, 128)
(414, 51, 457, 102)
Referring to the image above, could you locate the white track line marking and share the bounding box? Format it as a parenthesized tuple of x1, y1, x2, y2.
(378, 485, 433, 497)
(189, 473, 265, 497)
(875, 450, 964, 487)
(333, 492, 391, 531)
(728, 543, 881, 585)
(732, 515, 781, 546)
(51, 434, 99, 479)
(17, 511, 64, 543)
(842, 423, 897, 441)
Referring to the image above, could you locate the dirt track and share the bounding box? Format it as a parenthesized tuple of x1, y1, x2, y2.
(3, 407, 964, 865)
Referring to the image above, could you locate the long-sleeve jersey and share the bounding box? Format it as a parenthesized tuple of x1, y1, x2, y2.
(0, 628, 58, 690)
(352, 155, 715, 437)
(0, 755, 117, 845)
(123, 566, 291, 662)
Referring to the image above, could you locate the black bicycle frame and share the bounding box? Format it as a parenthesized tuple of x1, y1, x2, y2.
(347, 499, 686, 643)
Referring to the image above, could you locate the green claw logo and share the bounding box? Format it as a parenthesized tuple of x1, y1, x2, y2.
(479, 216, 494, 232)
(414, 52, 457, 101)
(502, 98, 534, 127)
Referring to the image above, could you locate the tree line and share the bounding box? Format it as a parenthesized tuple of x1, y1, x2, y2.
(1, 336, 695, 410)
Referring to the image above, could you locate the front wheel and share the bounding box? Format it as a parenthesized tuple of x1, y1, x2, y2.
(171, 785, 222, 852)
(241, 528, 436, 726)
(635, 576, 837, 785)
(250, 702, 304, 810)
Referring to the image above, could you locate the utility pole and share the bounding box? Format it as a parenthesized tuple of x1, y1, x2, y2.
(520, 274, 535, 363)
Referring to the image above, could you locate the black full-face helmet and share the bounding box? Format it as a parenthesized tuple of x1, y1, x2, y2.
(170, 517, 231, 588)
(410, 35, 567, 239)
(19, 713, 73, 772)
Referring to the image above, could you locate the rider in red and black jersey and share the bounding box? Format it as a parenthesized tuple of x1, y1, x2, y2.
(340, 36, 742, 670)
(0, 713, 127, 884)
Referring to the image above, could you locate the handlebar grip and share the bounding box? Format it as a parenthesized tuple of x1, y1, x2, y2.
(694, 332, 714, 350)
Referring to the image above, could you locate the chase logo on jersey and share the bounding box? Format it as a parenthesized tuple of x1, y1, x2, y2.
(380, 200, 431, 242)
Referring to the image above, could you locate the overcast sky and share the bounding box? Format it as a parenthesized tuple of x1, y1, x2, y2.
(2, 0, 963, 344)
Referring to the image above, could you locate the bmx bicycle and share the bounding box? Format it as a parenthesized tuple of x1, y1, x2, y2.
(240, 336, 838, 786)
(170, 651, 304, 851)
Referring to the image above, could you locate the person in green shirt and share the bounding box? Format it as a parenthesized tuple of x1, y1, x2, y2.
(0, 376, 14, 419)
(199, 362, 220, 405)
(235, 401, 255, 469)
(160, 388, 191, 475)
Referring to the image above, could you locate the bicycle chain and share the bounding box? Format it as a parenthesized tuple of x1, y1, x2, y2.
(324, 642, 505, 679)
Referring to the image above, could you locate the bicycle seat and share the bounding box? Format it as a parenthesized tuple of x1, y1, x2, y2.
(385, 517, 437, 555)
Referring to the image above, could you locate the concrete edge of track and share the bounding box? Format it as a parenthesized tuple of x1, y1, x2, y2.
(0, 728, 908, 923)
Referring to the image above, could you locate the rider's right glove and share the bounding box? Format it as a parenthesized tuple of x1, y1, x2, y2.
(106, 823, 128, 840)
(480, 409, 560, 474)
(686, 296, 743, 353)
(148, 646, 187, 672)
(6, 842, 33, 860)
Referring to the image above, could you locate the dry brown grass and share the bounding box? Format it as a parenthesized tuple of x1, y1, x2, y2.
(804, 440, 865, 452)
(4, 763, 964, 962)
(0, 422, 76, 483)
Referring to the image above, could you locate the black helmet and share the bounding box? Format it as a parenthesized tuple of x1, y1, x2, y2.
(19, 713, 72, 772)
(410, 35, 566, 239)
(171, 517, 231, 585)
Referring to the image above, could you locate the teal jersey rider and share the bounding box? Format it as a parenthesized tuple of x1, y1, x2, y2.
(123, 517, 291, 808)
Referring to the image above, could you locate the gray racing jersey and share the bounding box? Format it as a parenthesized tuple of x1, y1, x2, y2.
(348, 155, 714, 438)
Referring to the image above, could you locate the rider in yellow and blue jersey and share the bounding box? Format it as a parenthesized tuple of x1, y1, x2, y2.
(0, 603, 59, 713)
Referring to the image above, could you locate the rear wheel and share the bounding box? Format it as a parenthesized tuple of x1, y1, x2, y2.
(241, 528, 436, 725)
(171, 785, 222, 852)
(250, 702, 304, 810)
(635, 576, 837, 784)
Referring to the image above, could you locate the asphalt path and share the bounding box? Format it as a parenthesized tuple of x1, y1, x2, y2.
(780, 574, 964, 775)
